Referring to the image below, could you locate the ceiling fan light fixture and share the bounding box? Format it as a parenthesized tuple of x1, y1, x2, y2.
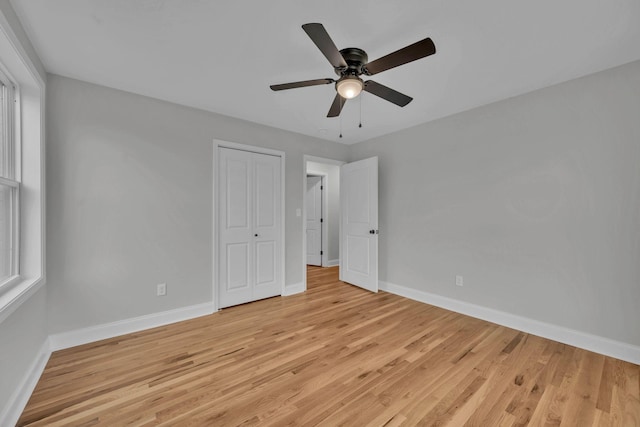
(270, 23, 436, 118)
(336, 76, 364, 99)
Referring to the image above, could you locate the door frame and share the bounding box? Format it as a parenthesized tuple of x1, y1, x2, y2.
(302, 155, 345, 291)
(213, 139, 286, 311)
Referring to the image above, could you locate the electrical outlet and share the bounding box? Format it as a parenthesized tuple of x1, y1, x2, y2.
(157, 283, 167, 296)
(455, 275, 464, 287)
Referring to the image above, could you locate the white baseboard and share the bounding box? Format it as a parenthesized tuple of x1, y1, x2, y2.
(283, 282, 305, 296)
(327, 259, 339, 267)
(1, 337, 51, 427)
(49, 302, 216, 351)
(379, 281, 640, 365)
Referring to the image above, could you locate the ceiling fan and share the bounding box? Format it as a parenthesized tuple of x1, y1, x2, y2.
(270, 23, 436, 118)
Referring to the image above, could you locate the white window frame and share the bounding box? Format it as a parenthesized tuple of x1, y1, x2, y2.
(0, 10, 46, 324)
(0, 69, 20, 289)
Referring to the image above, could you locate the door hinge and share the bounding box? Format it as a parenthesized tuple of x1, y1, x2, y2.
(320, 185, 323, 190)
(320, 218, 323, 223)
(320, 251, 323, 255)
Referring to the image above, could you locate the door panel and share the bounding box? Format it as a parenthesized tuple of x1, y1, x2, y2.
(340, 157, 378, 292)
(219, 147, 282, 308)
(345, 167, 370, 224)
(226, 158, 250, 229)
(255, 241, 276, 285)
(253, 236, 279, 300)
(219, 149, 254, 307)
(346, 235, 370, 275)
(253, 153, 281, 299)
(255, 160, 276, 228)
(306, 176, 322, 266)
(226, 243, 250, 290)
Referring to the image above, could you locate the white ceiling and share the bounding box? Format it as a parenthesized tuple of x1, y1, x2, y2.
(11, 0, 640, 144)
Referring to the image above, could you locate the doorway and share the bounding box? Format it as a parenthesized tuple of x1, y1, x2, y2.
(303, 156, 344, 289)
(303, 155, 379, 294)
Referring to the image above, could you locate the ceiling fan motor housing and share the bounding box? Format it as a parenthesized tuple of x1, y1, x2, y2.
(336, 47, 369, 76)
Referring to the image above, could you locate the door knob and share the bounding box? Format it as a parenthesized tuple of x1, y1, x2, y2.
(369, 230, 375, 234)
(254, 234, 259, 237)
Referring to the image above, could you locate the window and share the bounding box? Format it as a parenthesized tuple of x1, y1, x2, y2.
(0, 11, 44, 323)
(0, 70, 18, 287)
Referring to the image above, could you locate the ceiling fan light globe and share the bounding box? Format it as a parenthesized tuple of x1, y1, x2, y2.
(336, 77, 364, 99)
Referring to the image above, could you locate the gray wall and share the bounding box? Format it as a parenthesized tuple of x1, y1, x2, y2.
(47, 59, 640, 346)
(0, 0, 48, 418)
(46, 75, 349, 334)
(0, 288, 47, 410)
(307, 161, 341, 264)
(350, 59, 640, 346)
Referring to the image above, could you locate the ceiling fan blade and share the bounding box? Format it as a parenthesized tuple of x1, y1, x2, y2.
(270, 78, 334, 91)
(364, 80, 412, 107)
(364, 38, 436, 75)
(327, 93, 346, 117)
(302, 23, 348, 69)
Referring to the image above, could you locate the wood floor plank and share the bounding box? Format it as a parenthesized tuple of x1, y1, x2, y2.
(18, 266, 640, 426)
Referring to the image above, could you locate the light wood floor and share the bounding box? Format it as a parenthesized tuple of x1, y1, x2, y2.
(19, 267, 640, 426)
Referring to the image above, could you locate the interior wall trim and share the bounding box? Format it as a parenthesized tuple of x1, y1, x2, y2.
(1, 337, 51, 427)
(282, 281, 304, 296)
(48, 302, 215, 352)
(379, 280, 640, 365)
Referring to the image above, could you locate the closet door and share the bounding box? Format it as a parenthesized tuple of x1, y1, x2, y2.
(218, 147, 281, 308)
(252, 153, 281, 300)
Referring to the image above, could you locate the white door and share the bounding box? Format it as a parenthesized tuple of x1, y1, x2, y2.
(340, 157, 378, 292)
(219, 147, 282, 308)
(306, 176, 323, 266)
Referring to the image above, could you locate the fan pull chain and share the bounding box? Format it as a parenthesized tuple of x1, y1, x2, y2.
(359, 95, 362, 128)
(339, 97, 343, 138)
